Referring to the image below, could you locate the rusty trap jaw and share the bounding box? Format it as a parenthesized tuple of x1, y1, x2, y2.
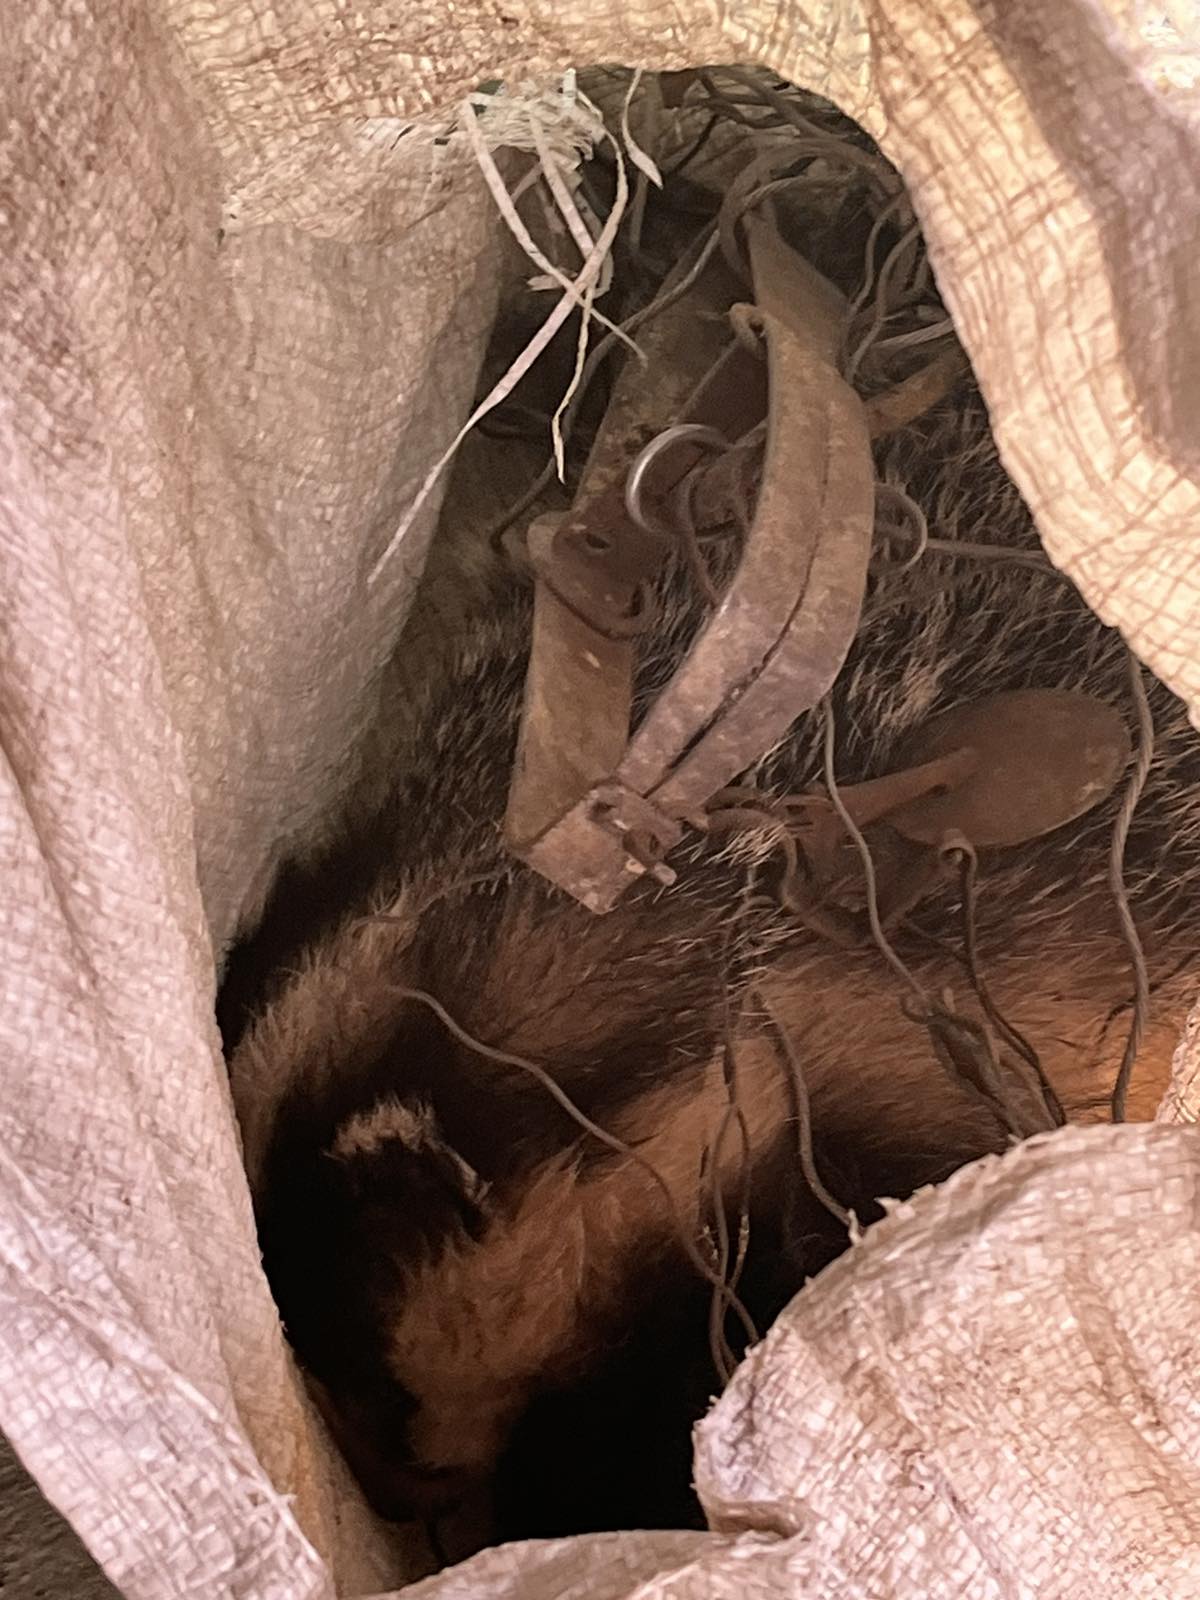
(504, 214, 876, 913)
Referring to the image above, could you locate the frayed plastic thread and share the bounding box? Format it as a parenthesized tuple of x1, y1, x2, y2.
(620, 69, 664, 189)
(369, 85, 634, 586)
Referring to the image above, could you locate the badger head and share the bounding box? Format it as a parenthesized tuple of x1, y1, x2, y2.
(258, 1086, 597, 1522)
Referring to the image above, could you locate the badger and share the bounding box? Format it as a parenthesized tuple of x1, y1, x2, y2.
(222, 366, 1200, 1552)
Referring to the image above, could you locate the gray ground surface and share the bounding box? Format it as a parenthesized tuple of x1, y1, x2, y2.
(0, 1434, 118, 1599)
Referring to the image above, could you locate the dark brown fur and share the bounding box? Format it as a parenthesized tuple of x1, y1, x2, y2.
(225, 370, 1200, 1546)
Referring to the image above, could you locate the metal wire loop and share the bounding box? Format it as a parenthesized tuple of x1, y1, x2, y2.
(625, 423, 730, 537)
(872, 481, 929, 573)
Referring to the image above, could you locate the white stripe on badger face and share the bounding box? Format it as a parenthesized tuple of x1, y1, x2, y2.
(330, 1098, 435, 1157)
(328, 1095, 489, 1203)
(230, 895, 427, 1195)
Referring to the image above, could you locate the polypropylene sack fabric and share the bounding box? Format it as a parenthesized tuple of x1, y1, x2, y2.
(404, 1124, 1200, 1600)
(3, 2, 1199, 1597)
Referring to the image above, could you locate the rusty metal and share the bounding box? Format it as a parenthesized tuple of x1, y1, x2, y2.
(782, 748, 979, 882)
(614, 219, 873, 825)
(755, 687, 1132, 942)
(505, 212, 877, 912)
(886, 688, 1131, 848)
(863, 346, 968, 438)
(505, 253, 743, 866)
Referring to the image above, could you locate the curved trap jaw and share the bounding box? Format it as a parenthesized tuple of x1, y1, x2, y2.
(504, 215, 876, 913)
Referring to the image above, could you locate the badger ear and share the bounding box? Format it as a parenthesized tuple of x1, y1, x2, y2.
(328, 1097, 438, 1162)
(324, 1096, 490, 1246)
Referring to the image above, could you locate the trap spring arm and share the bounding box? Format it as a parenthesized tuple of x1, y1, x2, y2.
(505, 216, 875, 912)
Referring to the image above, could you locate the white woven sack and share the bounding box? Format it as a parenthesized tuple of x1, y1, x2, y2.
(2, 2, 1199, 1596)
